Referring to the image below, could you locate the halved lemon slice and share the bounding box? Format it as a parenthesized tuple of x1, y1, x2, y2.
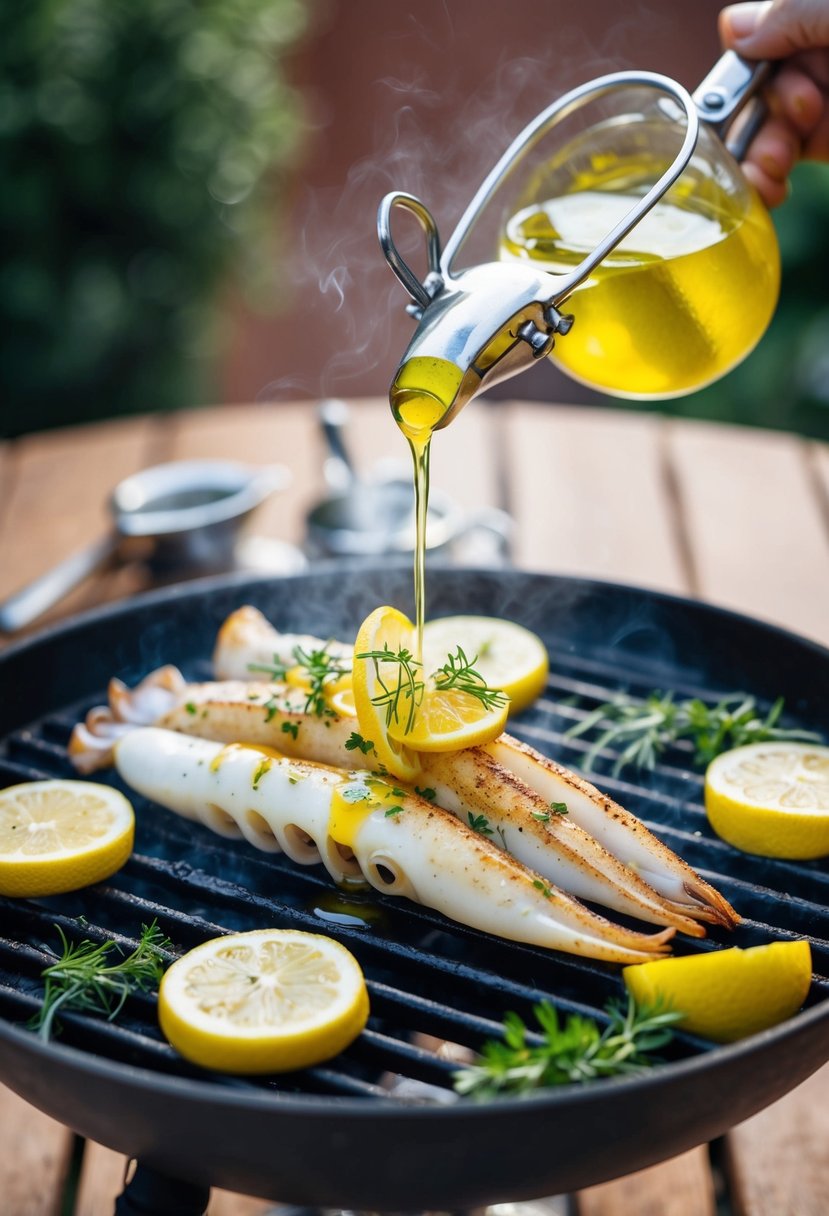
(623, 940, 812, 1043)
(705, 742, 829, 859)
(158, 929, 369, 1073)
(422, 615, 549, 714)
(325, 673, 357, 718)
(351, 606, 422, 781)
(0, 779, 134, 897)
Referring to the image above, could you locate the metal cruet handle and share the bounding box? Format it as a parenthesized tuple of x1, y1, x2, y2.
(377, 52, 773, 426)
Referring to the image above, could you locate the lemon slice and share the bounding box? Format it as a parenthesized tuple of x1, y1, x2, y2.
(352, 606, 422, 781)
(158, 929, 369, 1073)
(623, 940, 812, 1043)
(386, 680, 509, 753)
(326, 673, 357, 718)
(705, 742, 829, 859)
(0, 779, 134, 897)
(422, 615, 549, 714)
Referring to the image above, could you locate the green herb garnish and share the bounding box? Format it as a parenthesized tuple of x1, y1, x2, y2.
(281, 721, 299, 740)
(31, 921, 172, 1041)
(345, 732, 375, 755)
(384, 805, 404, 818)
(567, 691, 820, 775)
(249, 655, 289, 682)
(415, 786, 437, 802)
(453, 995, 682, 1099)
(252, 758, 271, 790)
(433, 646, 508, 712)
(292, 643, 350, 718)
(184, 702, 197, 716)
(356, 643, 424, 734)
(468, 812, 493, 837)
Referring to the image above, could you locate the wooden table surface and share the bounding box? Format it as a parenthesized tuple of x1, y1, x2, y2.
(0, 399, 827, 1216)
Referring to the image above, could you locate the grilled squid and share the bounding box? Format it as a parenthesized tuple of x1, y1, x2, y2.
(114, 727, 674, 965)
(214, 606, 737, 929)
(69, 660, 732, 934)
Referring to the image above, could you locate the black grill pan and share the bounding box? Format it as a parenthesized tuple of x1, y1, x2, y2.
(0, 567, 827, 1209)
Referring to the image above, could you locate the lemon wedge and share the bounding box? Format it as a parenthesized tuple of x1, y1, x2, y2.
(623, 941, 812, 1043)
(422, 615, 549, 714)
(705, 742, 829, 859)
(0, 779, 134, 898)
(352, 606, 423, 781)
(158, 930, 369, 1073)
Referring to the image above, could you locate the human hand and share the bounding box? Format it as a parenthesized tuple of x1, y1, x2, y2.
(719, 0, 829, 205)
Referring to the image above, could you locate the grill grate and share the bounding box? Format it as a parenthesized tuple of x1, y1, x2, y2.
(2, 636, 827, 1107)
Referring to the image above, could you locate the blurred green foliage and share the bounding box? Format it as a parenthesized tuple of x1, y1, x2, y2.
(0, 0, 307, 438)
(611, 162, 829, 440)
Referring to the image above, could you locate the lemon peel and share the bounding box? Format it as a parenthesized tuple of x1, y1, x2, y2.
(158, 929, 369, 1073)
(705, 742, 829, 859)
(624, 941, 812, 1043)
(0, 779, 134, 898)
(422, 615, 549, 715)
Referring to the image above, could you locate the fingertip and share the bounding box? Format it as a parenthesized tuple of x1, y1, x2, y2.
(741, 161, 790, 208)
(769, 69, 824, 135)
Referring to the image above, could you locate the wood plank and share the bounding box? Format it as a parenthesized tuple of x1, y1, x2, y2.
(0, 416, 160, 634)
(504, 404, 688, 592)
(576, 1147, 716, 1216)
(0, 1084, 73, 1216)
(725, 1063, 829, 1216)
(73, 1141, 274, 1214)
(665, 420, 829, 647)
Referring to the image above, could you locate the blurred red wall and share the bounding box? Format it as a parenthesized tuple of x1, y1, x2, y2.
(221, 0, 728, 407)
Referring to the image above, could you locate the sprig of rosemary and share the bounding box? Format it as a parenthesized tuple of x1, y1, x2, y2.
(567, 691, 821, 775)
(355, 643, 424, 734)
(30, 921, 172, 1041)
(453, 995, 682, 1099)
(355, 643, 507, 736)
(433, 646, 509, 712)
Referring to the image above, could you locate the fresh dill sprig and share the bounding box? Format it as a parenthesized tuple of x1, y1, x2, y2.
(433, 646, 509, 712)
(293, 643, 350, 718)
(30, 921, 172, 1041)
(249, 644, 350, 718)
(356, 643, 424, 734)
(248, 655, 289, 682)
(567, 691, 821, 775)
(453, 995, 682, 1099)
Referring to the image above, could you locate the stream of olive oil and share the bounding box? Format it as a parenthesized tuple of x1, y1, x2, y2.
(390, 357, 464, 659)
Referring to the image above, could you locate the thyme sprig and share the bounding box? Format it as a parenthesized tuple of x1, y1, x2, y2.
(453, 995, 682, 1099)
(31, 921, 172, 1041)
(567, 691, 821, 775)
(434, 646, 509, 712)
(355, 643, 507, 735)
(355, 643, 424, 734)
(250, 643, 350, 718)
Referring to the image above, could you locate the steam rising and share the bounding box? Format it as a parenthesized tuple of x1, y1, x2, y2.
(257, 6, 661, 404)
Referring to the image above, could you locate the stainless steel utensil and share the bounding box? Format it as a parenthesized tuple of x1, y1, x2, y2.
(378, 52, 772, 425)
(0, 459, 288, 632)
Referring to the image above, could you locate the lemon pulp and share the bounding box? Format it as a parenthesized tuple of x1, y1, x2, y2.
(158, 929, 369, 1073)
(422, 616, 549, 714)
(705, 742, 829, 859)
(0, 779, 134, 897)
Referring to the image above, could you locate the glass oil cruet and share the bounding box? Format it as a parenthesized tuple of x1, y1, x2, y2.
(378, 51, 781, 426)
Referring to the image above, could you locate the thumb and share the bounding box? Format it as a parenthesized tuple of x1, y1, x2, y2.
(720, 0, 829, 57)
